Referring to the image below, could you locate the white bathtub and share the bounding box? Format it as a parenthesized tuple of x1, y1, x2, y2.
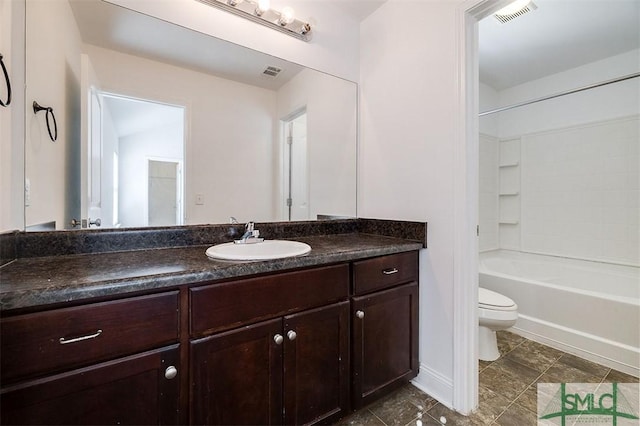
(479, 249, 640, 377)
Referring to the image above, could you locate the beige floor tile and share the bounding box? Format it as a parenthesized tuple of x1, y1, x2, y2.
(335, 409, 386, 426)
(472, 385, 512, 424)
(369, 387, 425, 426)
(504, 339, 563, 373)
(494, 403, 537, 426)
(554, 353, 610, 380)
(541, 363, 604, 384)
(496, 331, 525, 356)
(604, 369, 640, 383)
(480, 358, 541, 400)
(427, 403, 480, 426)
(513, 384, 538, 414)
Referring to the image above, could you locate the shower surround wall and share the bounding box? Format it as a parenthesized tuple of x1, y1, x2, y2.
(479, 49, 640, 266)
(520, 117, 638, 265)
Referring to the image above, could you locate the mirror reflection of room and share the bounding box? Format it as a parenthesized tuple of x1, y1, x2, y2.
(25, 0, 357, 231)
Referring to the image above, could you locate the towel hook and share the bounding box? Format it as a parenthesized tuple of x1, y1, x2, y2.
(33, 101, 58, 142)
(0, 53, 11, 107)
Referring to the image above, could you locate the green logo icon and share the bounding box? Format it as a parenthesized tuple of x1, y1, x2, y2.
(538, 383, 639, 426)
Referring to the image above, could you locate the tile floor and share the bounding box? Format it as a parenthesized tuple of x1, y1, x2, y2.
(336, 331, 639, 426)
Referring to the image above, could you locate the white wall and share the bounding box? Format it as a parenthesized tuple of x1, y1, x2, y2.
(101, 102, 118, 228)
(119, 123, 183, 228)
(105, 0, 360, 82)
(497, 50, 640, 138)
(479, 134, 499, 251)
(84, 45, 278, 225)
(0, 0, 25, 233)
(360, 0, 468, 406)
(479, 83, 498, 136)
(24, 0, 83, 229)
(276, 69, 357, 220)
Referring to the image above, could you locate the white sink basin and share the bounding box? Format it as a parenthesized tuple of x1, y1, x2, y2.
(205, 240, 311, 261)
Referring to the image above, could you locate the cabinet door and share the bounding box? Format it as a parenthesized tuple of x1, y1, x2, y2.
(0, 345, 180, 425)
(190, 318, 283, 425)
(283, 301, 349, 425)
(351, 282, 419, 409)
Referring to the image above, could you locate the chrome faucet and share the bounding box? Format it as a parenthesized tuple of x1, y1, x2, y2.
(235, 221, 264, 244)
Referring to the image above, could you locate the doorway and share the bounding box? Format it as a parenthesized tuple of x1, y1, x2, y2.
(282, 110, 309, 221)
(148, 158, 183, 227)
(100, 93, 185, 228)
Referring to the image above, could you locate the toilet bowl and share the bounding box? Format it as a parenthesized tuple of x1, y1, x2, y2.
(478, 287, 518, 361)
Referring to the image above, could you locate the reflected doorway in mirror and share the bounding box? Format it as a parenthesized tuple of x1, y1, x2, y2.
(282, 109, 308, 221)
(99, 93, 185, 229)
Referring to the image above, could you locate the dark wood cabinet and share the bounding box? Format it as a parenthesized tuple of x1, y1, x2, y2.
(0, 291, 181, 425)
(351, 283, 419, 408)
(0, 345, 180, 425)
(190, 301, 349, 426)
(1, 291, 180, 384)
(351, 251, 419, 410)
(1, 250, 419, 425)
(283, 301, 349, 425)
(190, 318, 283, 425)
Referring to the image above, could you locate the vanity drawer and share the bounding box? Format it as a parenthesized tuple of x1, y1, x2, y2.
(0, 291, 179, 384)
(190, 264, 349, 336)
(352, 251, 419, 295)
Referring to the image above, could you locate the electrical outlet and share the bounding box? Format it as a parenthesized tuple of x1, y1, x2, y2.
(195, 194, 204, 205)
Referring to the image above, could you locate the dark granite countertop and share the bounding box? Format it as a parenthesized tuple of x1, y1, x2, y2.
(0, 233, 422, 312)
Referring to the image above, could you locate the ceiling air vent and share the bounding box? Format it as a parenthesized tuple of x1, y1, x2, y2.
(263, 66, 282, 77)
(494, 0, 537, 24)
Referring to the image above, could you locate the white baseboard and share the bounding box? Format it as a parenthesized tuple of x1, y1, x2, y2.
(412, 363, 454, 409)
(513, 314, 640, 378)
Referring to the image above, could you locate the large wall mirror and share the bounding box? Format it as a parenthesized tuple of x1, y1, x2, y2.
(24, 0, 357, 231)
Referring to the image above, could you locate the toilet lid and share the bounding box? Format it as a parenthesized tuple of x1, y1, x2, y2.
(479, 288, 516, 309)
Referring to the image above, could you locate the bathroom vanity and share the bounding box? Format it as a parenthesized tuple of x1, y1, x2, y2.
(0, 220, 424, 425)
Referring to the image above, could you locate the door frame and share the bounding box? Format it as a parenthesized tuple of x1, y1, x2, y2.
(280, 107, 307, 221)
(98, 90, 187, 228)
(453, 0, 512, 414)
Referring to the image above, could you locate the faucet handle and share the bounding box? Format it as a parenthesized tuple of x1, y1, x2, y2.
(229, 216, 238, 224)
(246, 221, 255, 231)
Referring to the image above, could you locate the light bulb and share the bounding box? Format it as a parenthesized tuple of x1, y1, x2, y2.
(495, 0, 531, 16)
(278, 6, 295, 25)
(256, 0, 270, 15)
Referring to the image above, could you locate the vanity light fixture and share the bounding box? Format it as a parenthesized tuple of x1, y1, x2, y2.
(255, 0, 269, 16)
(195, 0, 312, 41)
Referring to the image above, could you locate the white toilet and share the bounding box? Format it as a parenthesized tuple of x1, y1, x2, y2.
(478, 287, 518, 361)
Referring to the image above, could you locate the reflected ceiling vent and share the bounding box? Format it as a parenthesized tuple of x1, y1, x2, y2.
(263, 66, 282, 77)
(494, 0, 537, 24)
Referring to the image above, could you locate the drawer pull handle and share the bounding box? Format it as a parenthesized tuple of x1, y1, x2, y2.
(382, 268, 399, 275)
(356, 310, 365, 319)
(165, 366, 178, 380)
(287, 330, 297, 341)
(274, 334, 284, 345)
(59, 329, 102, 345)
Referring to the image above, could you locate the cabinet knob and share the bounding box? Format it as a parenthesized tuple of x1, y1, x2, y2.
(287, 330, 297, 341)
(165, 366, 178, 380)
(356, 310, 365, 319)
(274, 334, 284, 345)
